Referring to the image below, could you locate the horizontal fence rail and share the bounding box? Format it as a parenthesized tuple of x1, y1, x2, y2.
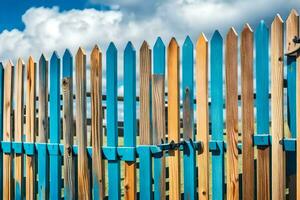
(0, 9, 299, 200)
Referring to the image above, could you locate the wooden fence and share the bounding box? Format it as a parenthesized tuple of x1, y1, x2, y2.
(0, 9, 299, 200)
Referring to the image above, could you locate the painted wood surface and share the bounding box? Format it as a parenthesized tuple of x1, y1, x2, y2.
(255, 20, 270, 200)
(38, 54, 49, 199)
(167, 38, 180, 199)
(3, 61, 13, 200)
(182, 36, 196, 200)
(91, 45, 105, 200)
(297, 43, 300, 200)
(270, 15, 285, 200)
(49, 52, 62, 199)
(152, 37, 166, 200)
(210, 30, 224, 200)
(26, 57, 36, 199)
(15, 58, 24, 199)
(123, 42, 137, 200)
(225, 28, 239, 200)
(0, 63, 3, 199)
(139, 41, 152, 200)
(196, 33, 209, 200)
(76, 47, 91, 199)
(63, 49, 75, 200)
(106, 42, 121, 199)
(241, 24, 254, 200)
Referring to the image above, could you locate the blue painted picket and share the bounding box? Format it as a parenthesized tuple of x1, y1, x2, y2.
(106, 42, 121, 200)
(210, 30, 224, 200)
(49, 52, 62, 199)
(37, 54, 49, 200)
(182, 36, 196, 199)
(153, 37, 165, 200)
(0, 63, 3, 199)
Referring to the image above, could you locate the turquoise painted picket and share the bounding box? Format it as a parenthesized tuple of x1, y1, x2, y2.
(49, 52, 62, 199)
(182, 36, 196, 200)
(0, 63, 3, 199)
(106, 42, 121, 200)
(210, 30, 224, 200)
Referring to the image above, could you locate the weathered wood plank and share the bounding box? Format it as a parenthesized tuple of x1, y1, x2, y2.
(271, 14, 285, 200)
(196, 33, 209, 200)
(241, 24, 254, 200)
(3, 61, 14, 200)
(225, 28, 239, 200)
(139, 41, 152, 200)
(124, 42, 137, 200)
(297, 43, 300, 200)
(210, 30, 224, 200)
(63, 49, 75, 199)
(167, 38, 180, 199)
(255, 20, 270, 200)
(152, 37, 166, 200)
(286, 9, 299, 199)
(76, 47, 91, 199)
(91, 45, 105, 199)
(38, 54, 49, 199)
(15, 58, 24, 199)
(26, 56, 36, 199)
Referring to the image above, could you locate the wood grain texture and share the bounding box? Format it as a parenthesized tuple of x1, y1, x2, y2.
(76, 47, 91, 199)
(63, 49, 75, 200)
(196, 33, 209, 200)
(3, 61, 13, 200)
(241, 24, 254, 200)
(14, 59, 24, 199)
(152, 74, 166, 199)
(225, 28, 239, 200)
(140, 41, 152, 145)
(271, 15, 285, 200)
(167, 38, 180, 199)
(255, 21, 270, 200)
(26, 56, 36, 199)
(286, 9, 299, 200)
(90, 45, 105, 199)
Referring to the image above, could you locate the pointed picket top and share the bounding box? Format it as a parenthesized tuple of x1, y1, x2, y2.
(168, 37, 178, 49)
(196, 33, 208, 48)
(183, 36, 193, 48)
(63, 49, 73, 78)
(242, 23, 253, 34)
(212, 30, 222, 41)
(51, 51, 60, 61)
(125, 41, 135, 52)
(257, 20, 268, 33)
(227, 27, 238, 40)
(39, 54, 47, 64)
(18, 58, 25, 66)
(5, 60, 13, 69)
(107, 42, 117, 55)
(77, 47, 86, 57)
(28, 56, 34, 67)
(91, 45, 101, 57)
(272, 14, 283, 27)
(153, 37, 165, 75)
(140, 40, 150, 51)
(287, 9, 299, 21)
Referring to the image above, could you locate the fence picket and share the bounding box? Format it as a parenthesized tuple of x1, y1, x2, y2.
(26, 57, 36, 199)
(182, 36, 195, 200)
(286, 9, 299, 198)
(167, 38, 180, 199)
(3, 61, 13, 200)
(139, 41, 152, 200)
(106, 42, 121, 199)
(196, 33, 209, 200)
(91, 45, 105, 200)
(255, 20, 270, 200)
(296, 38, 300, 200)
(0, 63, 3, 199)
(270, 15, 285, 200)
(63, 49, 75, 199)
(38, 54, 49, 199)
(15, 58, 24, 199)
(210, 30, 224, 200)
(76, 47, 91, 199)
(152, 37, 166, 200)
(49, 52, 62, 199)
(225, 28, 239, 200)
(241, 24, 254, 200)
